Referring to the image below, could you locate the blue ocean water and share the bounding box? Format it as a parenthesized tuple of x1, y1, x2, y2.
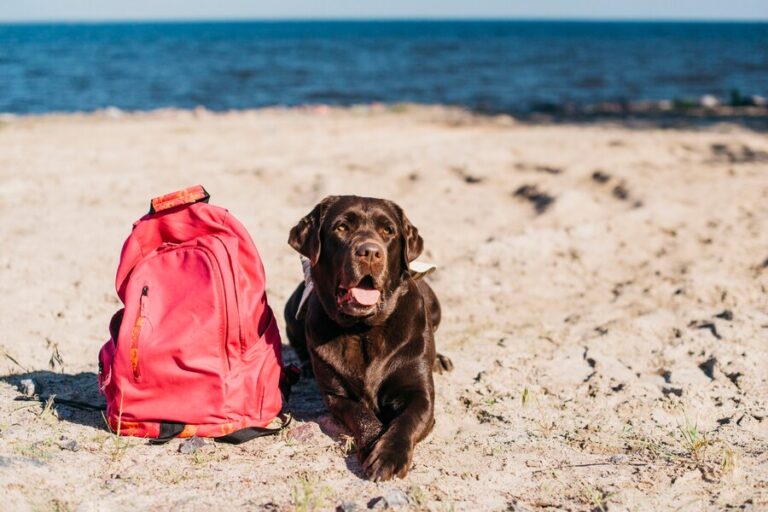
(0, 20, 767, 114)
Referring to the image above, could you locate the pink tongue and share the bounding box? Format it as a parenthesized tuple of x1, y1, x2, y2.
(350, 287, 380, 306)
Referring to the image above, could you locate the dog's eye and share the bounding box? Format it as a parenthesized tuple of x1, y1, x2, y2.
(381, 225, 395, 236)
(335, 223, 348, 233)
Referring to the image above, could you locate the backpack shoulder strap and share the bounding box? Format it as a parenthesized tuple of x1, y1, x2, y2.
(280, 363, 301, 401)
(214, 413, 292, 445)
(147, 413, 293, 446)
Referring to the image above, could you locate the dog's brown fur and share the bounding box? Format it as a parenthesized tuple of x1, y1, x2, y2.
(284, 195, 452, 481)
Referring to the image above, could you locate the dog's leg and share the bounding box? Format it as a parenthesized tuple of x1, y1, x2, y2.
(312, 357, 384, 459)
(362, 380, 434, 481)
(324, 394, 383, 459)
(417, 280, 452, 373)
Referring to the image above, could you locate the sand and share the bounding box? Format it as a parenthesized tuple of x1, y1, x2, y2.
(0, 105, 766, 511)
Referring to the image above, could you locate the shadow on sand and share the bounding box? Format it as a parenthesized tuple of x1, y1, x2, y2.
(1, 370, 106, 430)
(286, 374, 367, 479)
(0, 368, 364, 476)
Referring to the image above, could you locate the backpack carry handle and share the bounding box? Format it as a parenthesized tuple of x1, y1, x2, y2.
(148, 185, 210, 214)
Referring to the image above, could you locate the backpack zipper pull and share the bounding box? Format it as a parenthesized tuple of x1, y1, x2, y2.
(140, 286, 149, 316)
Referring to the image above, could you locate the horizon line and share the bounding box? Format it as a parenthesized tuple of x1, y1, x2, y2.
(1, 16, 768, 25)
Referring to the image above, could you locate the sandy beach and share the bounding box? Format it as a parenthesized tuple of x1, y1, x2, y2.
(0, 105, 766, 511)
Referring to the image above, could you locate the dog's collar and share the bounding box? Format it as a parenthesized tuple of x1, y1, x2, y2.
(295, 256, 436, 320)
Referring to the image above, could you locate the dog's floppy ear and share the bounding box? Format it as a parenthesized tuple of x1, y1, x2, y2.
(390, 202, 424, 267)
(288, 196, 339, 265)
(401, 212, 424, 264)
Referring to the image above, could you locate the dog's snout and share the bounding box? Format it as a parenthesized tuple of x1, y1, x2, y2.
(355, 241, 383, 262)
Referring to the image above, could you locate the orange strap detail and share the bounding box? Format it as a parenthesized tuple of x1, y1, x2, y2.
(179, 425, 199, 438)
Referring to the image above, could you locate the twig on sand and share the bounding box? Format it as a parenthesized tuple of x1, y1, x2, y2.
(39, 394, 57, 418)
(530, 460, 649, 475)
(12, 402, 41, 414)
(1, 347, 29, 372)
(47, 338, 65, 372)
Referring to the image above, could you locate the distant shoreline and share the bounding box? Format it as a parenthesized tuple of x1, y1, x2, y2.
(2, 102, 767, 131)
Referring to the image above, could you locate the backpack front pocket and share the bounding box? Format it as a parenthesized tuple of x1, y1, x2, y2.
(115, 244, 231, 424)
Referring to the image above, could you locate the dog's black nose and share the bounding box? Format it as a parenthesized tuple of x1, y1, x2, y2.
(355, 241, 383, 261)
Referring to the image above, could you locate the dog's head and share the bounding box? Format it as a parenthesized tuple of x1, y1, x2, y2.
(288, 195, 423, 324)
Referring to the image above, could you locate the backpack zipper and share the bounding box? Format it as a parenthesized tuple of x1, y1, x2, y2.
(129, 286, 148, 380)
(196, 246, 230, 373)
(211, 235, 243, 351)
(125, 243, 230, 379)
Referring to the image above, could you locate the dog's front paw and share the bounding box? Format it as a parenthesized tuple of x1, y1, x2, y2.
(362, 435, 413, 482)
(434, 352, 454, 374)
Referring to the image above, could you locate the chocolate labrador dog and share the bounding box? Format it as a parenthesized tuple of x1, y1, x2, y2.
(284, 195, 452, 481)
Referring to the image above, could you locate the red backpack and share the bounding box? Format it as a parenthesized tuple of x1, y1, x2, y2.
(98, 186, 295, 443)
